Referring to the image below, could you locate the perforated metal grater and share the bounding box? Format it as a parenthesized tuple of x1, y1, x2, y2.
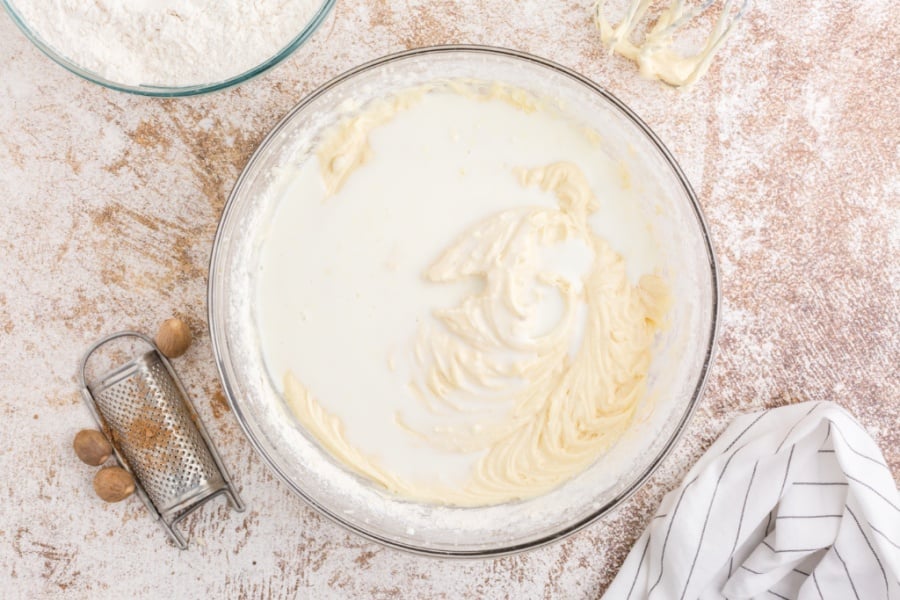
(79, 331, 244, 549)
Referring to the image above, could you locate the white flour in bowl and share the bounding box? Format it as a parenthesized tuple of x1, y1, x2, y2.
(10, 0, 322, 87)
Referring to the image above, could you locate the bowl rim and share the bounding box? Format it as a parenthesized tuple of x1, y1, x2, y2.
(0, 0, 336, 97)
(208, 44, 721, 558)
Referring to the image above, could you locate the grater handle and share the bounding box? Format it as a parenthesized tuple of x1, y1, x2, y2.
(79, 330, 156, 391)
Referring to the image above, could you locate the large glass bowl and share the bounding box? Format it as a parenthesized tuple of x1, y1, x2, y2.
(209, 46, 719, 557)
(1, 0, 335, 97)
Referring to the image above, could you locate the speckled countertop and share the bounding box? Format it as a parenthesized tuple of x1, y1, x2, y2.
(1, 1, 897, 597)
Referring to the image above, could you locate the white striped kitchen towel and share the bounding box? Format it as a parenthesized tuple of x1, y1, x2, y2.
(603, 401, 900, 600)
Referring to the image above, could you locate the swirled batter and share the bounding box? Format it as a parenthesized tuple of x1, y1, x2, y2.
(259, 83, 670, 506)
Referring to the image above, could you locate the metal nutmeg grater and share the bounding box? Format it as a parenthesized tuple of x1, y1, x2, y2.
(79, 331, 244, 549)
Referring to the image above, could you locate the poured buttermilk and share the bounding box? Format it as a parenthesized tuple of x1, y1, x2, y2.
(256, 90, 659, 490)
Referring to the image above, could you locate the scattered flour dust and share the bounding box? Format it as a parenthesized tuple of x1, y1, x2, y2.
(10, 0, 322, 87)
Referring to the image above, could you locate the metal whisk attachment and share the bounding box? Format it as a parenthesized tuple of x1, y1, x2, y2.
(595, 0, 749, 86)
(80, 331, 244, 549)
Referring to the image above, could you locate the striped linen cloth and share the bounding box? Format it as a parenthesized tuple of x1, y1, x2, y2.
(603, 401, 900, 599)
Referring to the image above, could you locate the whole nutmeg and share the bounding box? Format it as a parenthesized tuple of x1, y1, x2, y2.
(93, 467, 135, 503)
(155, 317, 192, 358)
(73, 429, 112, 466)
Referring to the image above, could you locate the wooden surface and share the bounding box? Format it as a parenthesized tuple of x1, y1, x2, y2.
(1, 1, 897, 597)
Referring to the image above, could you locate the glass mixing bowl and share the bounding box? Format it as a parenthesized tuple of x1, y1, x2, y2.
(1, 0, 335, 96)
(209, 46, 719, 557)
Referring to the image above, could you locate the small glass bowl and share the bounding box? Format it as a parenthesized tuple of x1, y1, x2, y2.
(0, 0, 336, 97)
(209, 46, 720, 557)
